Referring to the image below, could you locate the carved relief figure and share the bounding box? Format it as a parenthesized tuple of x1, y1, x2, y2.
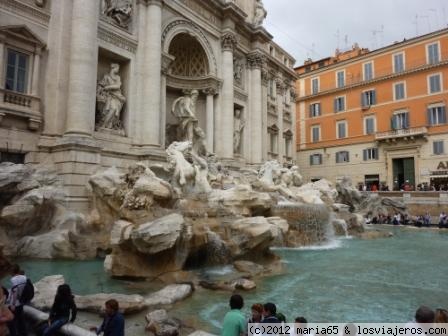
(233, 109, 245, 154)
(102, 0, 133, 29)
(253, 0, 267, 26)
(96, 63, 126, 132)
(233, 57, 244, 86)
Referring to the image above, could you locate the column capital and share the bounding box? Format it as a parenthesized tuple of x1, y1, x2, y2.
(247, 51, 266, 69)
(203, 87, 217, 96)
(221, 32, 237, 51)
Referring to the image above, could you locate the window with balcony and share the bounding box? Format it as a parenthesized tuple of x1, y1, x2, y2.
(394, 82, 406, 100)
(363, 148, 379, 161)
(5, 49, 29, 93)
(311, 125, 320, 143)
(391, 111, 409, 130)
(310, 153, 322, 165)
(361, 89, 376, 107)
(309, 103, 321, 117)
(433, 140, 444, 155)
(427, 104, 446, 126)
(427, 42, 440, 65)
(336, 151, 350, 163)
(336, 120, 347, 139)
(364, 116, 376, 135)
(428, 74, 442, 94)
(334, 96, 345, 112)
(393, 52, 405, 73)
(311, 77, 319, 94)
(336, 70, 345, 88)
(363, 62, 374, 80)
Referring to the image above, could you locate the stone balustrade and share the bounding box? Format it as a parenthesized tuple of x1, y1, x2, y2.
(375, 126, 428, 141)
(0, 89, 41, 130)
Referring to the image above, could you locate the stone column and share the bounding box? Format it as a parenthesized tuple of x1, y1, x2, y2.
(64, 0, 100, 137)
(204, 88, 216, 153)
(276, 79, 285, 164)
(261, 69, 269, 161)
(290, 86, 298, 163)
(0, 34, 5, 90)
(247, 52, 265, 164)
(140, 0, 163, 147)
(218, 32, 237, 159)
(31, 48, 41, 96)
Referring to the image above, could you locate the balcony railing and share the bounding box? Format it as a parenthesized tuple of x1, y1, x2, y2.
(300, 53, 448, 98)
(0, 89, 41, 130)
(375, 126, 428, 141)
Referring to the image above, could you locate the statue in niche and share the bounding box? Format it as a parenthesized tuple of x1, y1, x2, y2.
(35, 0, 45, 7)
(171, 90, 207, 156)
(96, 63, 126, 133)
(233, 109, 245, 154)
(253, 0, 267, 26)
(102, 0, 133, 29)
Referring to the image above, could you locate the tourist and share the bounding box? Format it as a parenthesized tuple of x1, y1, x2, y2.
(434, 308, 448, 323)
(294, 317, 310, 336)
(0, 286, 13, 336)
(438, 212, 447, 228)
(90, 299, 125, 336)
(393, 213, 399, 225)
(423, 212, 431, 226)
(221, 294, 246, 336)
(261, 303, 280, 323)
(248, 303, 263, 324)
(405, 306, 435, 333)
(7, 264, 27, 336)
(43, 284, 77, 336)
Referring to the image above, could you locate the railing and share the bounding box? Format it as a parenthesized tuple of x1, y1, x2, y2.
(0, 89, 41, 129)
(375, 126, 428, 140)
(300, 53, 448, 98)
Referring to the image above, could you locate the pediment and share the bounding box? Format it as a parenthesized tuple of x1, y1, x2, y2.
(0, 25, 46, 48)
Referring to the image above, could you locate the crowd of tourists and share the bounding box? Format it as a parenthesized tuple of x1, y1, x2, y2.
(366, 211, 448, 228)
(222, 294, 448, 336)
(0, 264, 124, 336)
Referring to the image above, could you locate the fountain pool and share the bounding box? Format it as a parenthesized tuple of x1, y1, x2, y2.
(11, 226, 448, 334)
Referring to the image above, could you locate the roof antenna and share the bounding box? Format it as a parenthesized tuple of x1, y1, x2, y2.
(412, 14, 419, 36)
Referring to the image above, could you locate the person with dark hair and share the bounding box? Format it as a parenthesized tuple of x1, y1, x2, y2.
(90, 299, 124, 336)
(262, 303, 280, 323)
(7, 264, 27, 336)
(43, 284, 77, 336)
(221, 295, 245, 336)
(0, 286, 14, 336)
(405, 306, 435, 334)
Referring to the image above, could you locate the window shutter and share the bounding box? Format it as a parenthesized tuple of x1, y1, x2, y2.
(433, 142, 438, 154)
(316, 103, 320, 116)
(336, 152, 339, 163)
(310, 155, 313, 165)
(334, 99, 338, 112)
(374, 148, 378, 160)
(309, 104, 313, 117)
(404, 113, 409, 128)
(427, 108, 433, 125)
(391, 116, 397, 130)
(361, 93, 367, 107)
(346, 151, 350, 162)
(341, 97, 345, 111)
(372, 90, 377, 105)
(363, 149, 367, 161)
(441, 106, 447, 124)
(441, 141, 445, 154)
(318, 154, 322, 164)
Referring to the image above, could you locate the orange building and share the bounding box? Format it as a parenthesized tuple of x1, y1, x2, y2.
(295, 28, 448, 191)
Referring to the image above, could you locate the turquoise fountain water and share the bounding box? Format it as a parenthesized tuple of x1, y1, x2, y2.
(11, 226, 448, 334)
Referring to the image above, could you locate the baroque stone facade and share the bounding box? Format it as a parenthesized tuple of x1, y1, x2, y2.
(0, 0, 297, 212)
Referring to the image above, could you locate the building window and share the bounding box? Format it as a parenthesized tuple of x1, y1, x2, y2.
(310, 153, 323, 165)
(391, 111, 409, 130)
(364, 116, 376, 135)
(393, 52, 405, 73)
(363, 62, 373, 81)
(433, 140, 444, 155)
(336, 70, 345, 88)
(427, 105, 446, 125)
(361, 89, 376, 107)
(427, 42, 440, 65)
(5, 49, 29, 93)
(394, 82, 406, 100)
(336, 151, 350, 163)
(311, 77, 319, 94)
(0, 152, 25, 164)
(363, 148, 379, 161)
(270, 133, 278, 153)
(311, 125, 320, 143)
(334, 96, 345, 112)
(336, 120, 347, 139)
(428, 74, 442, 94)
(309, 102, 321, 117)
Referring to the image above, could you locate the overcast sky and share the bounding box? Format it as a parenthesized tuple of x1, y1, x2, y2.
(263, 0, 448, 67)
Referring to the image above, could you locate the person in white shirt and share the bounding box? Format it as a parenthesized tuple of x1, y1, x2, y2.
(7, 265, 27, 336)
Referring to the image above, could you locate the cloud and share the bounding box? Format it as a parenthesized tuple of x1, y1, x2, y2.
(264, 0, 448, 66)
